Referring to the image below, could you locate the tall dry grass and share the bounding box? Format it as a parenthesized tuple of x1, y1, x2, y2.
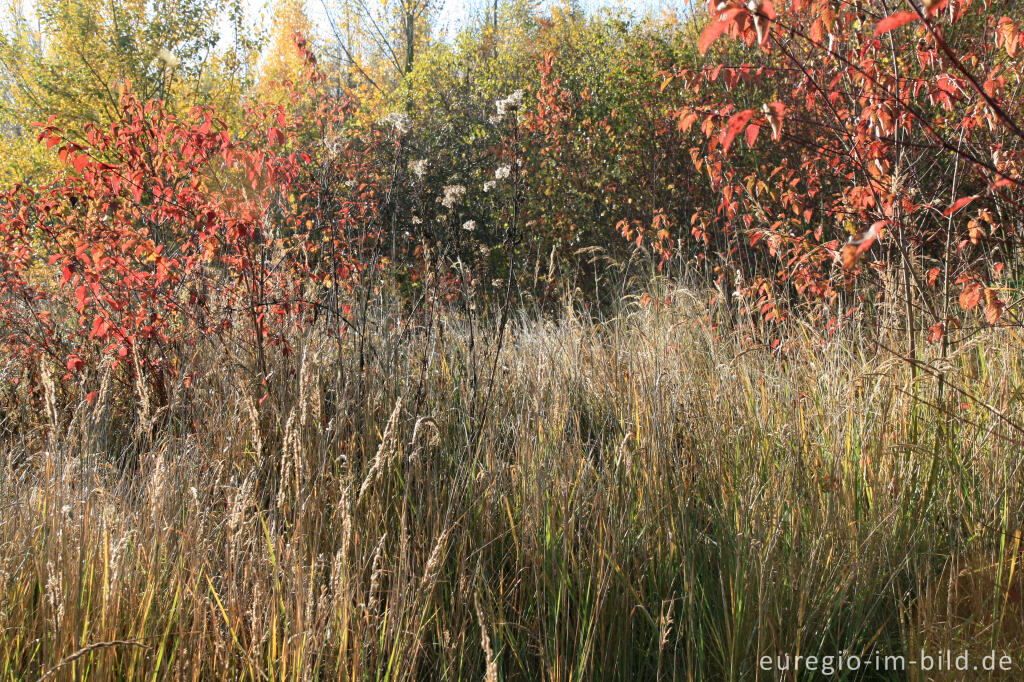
(1, 289, 1024, 680)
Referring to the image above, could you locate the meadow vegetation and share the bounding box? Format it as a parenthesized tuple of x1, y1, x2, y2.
(4, 292, 1024, 679)
(2, 0, 1024, 678)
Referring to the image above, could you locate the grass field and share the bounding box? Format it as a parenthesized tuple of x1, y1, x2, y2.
(2, 290, 1024, 680)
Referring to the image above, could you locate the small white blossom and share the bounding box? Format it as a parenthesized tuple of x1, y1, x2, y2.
(408, 158, 428, 178)
(411, 215, 423, 224)
(439, 184, 466, 209)
(483, 180, 497, 192)
(462, 220, 476, 232)
(495, 164, 511, 180)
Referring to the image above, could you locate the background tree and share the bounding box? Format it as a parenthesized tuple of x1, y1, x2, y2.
(321, 0, 441, 116)
(0, 0, 262, 181)
(256, 0, 317, 104)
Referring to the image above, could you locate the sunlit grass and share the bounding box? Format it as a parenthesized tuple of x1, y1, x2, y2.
(1, 290, 1023, 680)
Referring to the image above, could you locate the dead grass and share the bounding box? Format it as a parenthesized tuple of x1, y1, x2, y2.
(2, 289, 1024, 680)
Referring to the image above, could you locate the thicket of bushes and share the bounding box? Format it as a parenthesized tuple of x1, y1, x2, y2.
(2, 0, 1021, 400)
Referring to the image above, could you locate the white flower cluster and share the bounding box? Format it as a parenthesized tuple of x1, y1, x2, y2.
(157, 48, 180, 68)
(408, 158, 428, 179)
(485, 164, 512, 192)
(381, 112, 412, 135)
(439, 184, 466, 208)
(462, 220, 476, 232)
(491, 90, 524, 123)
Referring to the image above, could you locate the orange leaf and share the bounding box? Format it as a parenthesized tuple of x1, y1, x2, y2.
(840, 244, 859, 270)
(763, 101, 786, 140)
(875, 11, 920, 36)
(959, 282, 982, 311)
(984, 289, 1005, 324)
(839, 222, 882, 270)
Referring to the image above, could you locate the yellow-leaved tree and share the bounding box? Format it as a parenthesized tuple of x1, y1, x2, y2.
(320, 0, 441, 120)
(0, 0, 262, 182)
(255, 0, 317, 103)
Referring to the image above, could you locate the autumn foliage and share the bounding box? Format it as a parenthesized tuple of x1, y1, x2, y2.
(0, 46, 380, 394)
(2, 1, 1024, 394)
(653, 0, 1024, 338)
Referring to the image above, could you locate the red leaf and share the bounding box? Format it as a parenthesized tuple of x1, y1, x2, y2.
(959, 283, 982, 311)
(66, 355, 84, 372)
(74, 285, 89, 312)
(91, 315, 109, 339)
(744, 123, 761, 147)
(944, 195, 979, 217)
(699, 8, 745, 55)
(268, 127, 285, 146)
(721, 110, 754, 155)
(73, 153, 90, 173)
(928, 323, 944, 343)
(875, 11, 920, 36)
